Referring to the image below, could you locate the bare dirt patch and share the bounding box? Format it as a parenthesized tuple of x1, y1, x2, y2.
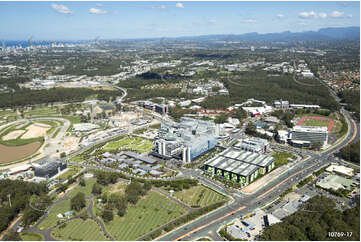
(63, 137, 80, 153)
(21, 123, 50, 139)
(2, 130, 25, 141)
(0, 142, 41, 163)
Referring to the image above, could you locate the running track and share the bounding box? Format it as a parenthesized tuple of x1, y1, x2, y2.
(297, 116, 334, 131)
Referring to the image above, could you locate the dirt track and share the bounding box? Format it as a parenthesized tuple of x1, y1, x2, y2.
(0, 142, 41, 163)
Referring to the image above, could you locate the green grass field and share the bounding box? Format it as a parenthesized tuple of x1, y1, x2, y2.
(24, 107, 59, 117)
(63, 116, 82, 132)
(67, 179, 97, 197)
(57, 166, 82, 180)
(174, 185, 226, 207)
(51, 219, 109, 241)
(39, 180, 94, 230)
(102, 181, 128, 195)
(104, 191, 186, 240)
(102, 136, 154, 154)
(38, 199, 72, 230)
(302, 119, 330, 127)
(272, 152, 296, 167)
(69, 154, 85, 163)
(20, 232, 44, 241)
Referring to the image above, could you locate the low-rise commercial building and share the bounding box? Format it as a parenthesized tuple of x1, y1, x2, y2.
(234, 137, 270, 154)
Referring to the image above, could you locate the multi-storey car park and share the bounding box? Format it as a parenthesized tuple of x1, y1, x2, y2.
(290, 125, 328, 148)
(203, 148, 275, 186)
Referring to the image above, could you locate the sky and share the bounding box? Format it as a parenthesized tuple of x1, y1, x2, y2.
(0, 1, 359, 40)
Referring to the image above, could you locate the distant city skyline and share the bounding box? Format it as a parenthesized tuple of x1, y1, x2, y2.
(0, 1, 359, 40)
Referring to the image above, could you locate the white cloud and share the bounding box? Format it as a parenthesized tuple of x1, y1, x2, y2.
(347, 14, 353, 18)
(299, 11, 317, 19)
(175, 3, 184, 8)
(51, 3, 72, 15)
(330, 11, 344, 18)
(276, 14, 285, 19)
(89, 8, 107, 15)
(242, 19, 257, 23)
(318, 13, 328, 19)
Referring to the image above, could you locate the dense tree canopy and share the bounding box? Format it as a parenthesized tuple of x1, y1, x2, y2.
(0, 88, 119, 109)
(340, 141, 360, 164)
(0, 180, 48, 233)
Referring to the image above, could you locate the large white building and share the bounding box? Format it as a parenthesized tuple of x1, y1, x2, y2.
(290, 126, 328, 147)
(155, 118, 218, 163)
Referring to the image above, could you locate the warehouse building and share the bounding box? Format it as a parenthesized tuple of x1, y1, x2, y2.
(290, 126, 328, 148)
(33, 160, 67, 178)
(204, 148, 275, 186)
(155, 117, 218, 163)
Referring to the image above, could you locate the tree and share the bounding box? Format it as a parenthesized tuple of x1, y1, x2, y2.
(311, 142, 322, 151)
(245, 122, 257, 135)
(60, 152, 66, 158)
(92, 183, 102, 195)
(102, 205, 114, 222)
(340, 141, 360, 163)
(214, 115, 228, 124)
(71, 192, 86, 211)
(79, 178, 86, 187)
(2, 230, 21, 241)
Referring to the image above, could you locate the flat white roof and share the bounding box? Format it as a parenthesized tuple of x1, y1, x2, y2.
(293, 125, 328, 133)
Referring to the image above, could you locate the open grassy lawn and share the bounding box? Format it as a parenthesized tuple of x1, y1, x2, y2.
(67, 178, 97, 198)
(104, 191, 186, 241)
(24, 107, 59, 117)
(302, 119, 330, 127)
(38, 199, 72, 230)
(51, 219, 109, 241)
(102, 136, 154, 154)
(174, 185, 226, 207)
(20, 232, 44, 241)
(57, 166, 82, 180)
(63, 116, 82, 132)
(102, 181, 128, 195)
(0, 109, 19, 121)
(38, 197, 90, 230)
(69, 154, 85, 163)
(272, 152, 296, 167)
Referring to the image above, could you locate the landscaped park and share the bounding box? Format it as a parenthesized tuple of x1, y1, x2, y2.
(21, 170, 227, 241)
